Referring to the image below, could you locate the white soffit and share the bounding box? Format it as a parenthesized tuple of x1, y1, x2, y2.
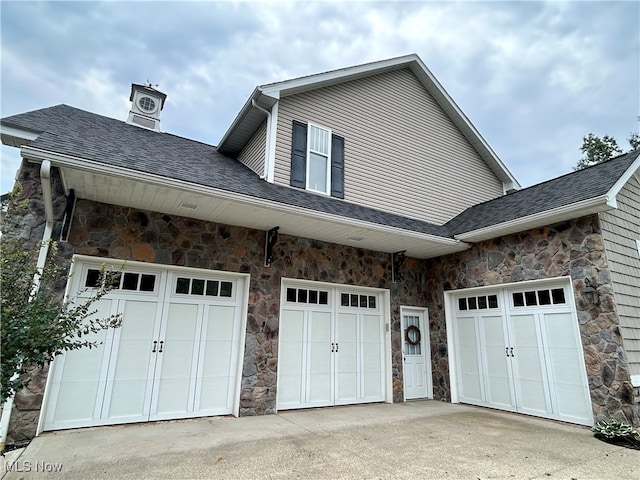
(23, 146, 468, 259)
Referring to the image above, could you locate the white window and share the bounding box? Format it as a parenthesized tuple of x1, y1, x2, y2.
(306, 123, 331, 194)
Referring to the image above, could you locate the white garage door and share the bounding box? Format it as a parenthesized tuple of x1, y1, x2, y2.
(277, 281, 389, 410)
(41, 256, 248, 431)
(447, 278, 593, 426)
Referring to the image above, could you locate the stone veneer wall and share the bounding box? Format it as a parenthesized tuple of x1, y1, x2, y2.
(424, 216, 639, 426)
(2, 161, 69, 444)
(4, 161, 430, 443)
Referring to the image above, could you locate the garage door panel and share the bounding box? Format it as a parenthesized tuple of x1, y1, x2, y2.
(280, 309, 304, 341)
(155, 378, 191, 415)
(336, 372, 357, 402)
(207, 305, 235, 340)
(555, 383, 592, 421)
(197, 377, 231, 412)
(106, 379, 149, 419)
(456, 316, 483, 402)
(309, 374, 332, 404)
(278, 375, 303, 405)
(362, 315, 382, 342)
(201, 341, 234, 376)
(509, 313, 548, 415)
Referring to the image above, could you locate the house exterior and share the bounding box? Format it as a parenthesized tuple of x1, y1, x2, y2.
(1, 54, 639, 444)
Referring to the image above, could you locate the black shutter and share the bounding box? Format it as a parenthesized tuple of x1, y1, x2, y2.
(330, 134, 345, 199)
(290, 121, 307, 188)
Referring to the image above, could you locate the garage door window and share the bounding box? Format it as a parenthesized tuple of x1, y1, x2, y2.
(512, 288, 565, 308)
(285, 287, 329, 305)
(85, 269, 157, 293)
(175, 277, 233, 297)
(340, 293, 376, 309)
(458, 294, 498, 311)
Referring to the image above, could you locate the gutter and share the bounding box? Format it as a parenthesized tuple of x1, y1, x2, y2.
(0, 160, 54, 451)
(20, 146, 464, 247)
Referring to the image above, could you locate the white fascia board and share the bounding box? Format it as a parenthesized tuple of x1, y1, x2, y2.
(266, 101, 278, 183)
(259, 54, 419, 98)
(21, 145, 464, 248)
(455, 195, 614, 242)
(605, 153, 640, 204)
(217, 87, 262, 150)
(0, 124, 41, 145)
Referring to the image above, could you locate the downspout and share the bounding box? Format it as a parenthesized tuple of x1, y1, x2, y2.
(251, 99, 271, 180)
(0, 160, 54, 451)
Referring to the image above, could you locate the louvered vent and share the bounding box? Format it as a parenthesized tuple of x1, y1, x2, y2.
(131, 114, 156, 129)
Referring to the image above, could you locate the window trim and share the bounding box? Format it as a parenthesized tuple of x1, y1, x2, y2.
(305, 122, 332, 195)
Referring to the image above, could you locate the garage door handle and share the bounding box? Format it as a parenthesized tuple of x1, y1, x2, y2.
(159, 341, 164, 353)
(152, 341, 157, 353)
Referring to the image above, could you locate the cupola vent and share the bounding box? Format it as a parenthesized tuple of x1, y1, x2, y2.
(126, 83, 167, 131)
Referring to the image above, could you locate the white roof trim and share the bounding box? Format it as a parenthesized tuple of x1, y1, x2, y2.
(455, 195, 615, 242)
(605, 152, 640, 204)
(260, 54, 420, 97)
(0, 123, 41, 146)
(21, 145, 465, 248)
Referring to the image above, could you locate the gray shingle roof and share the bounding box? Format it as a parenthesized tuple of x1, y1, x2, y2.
(1, 105, 451, 237)
(445, 149, 639, 235)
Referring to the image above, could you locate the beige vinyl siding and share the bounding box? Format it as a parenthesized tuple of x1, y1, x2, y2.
(273, 68, 503, 225)
(599, 175, 640, 378)
(238, 121, 267, 176)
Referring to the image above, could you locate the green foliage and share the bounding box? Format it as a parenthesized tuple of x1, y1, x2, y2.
(0, 236, 122, 402)
(592, 419, 640, 441)
(575, 132, 640, 170)
(575, 134, 622, 170)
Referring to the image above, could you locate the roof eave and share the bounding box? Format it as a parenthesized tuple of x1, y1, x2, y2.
(454, 195, 615, 242)
(20, 144, 469, 258)
(0, 122, 42, 147)
(217, 88, 276, 155)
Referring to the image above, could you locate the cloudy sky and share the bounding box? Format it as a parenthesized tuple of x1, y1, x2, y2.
(1, 1, 638, 195)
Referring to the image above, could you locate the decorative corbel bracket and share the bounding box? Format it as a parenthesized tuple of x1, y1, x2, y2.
(264, 226, 280, 267)
(392, 250, 406, 283)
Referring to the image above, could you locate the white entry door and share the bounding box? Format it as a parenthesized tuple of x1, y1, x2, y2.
(42, 257, 247, 431)
(402, 307, 432, 400)
(277, 282, 388, 410)
(447, 278, 592, 426)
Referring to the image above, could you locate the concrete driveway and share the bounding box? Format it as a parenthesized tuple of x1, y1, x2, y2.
(1, 401, 638, 479)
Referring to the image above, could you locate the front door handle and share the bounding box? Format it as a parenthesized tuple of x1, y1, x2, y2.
(152, 341, 157, 353)
(159, 341, 164, 353)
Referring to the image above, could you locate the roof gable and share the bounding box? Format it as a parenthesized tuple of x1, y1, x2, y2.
(217, 54, 520, 190)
